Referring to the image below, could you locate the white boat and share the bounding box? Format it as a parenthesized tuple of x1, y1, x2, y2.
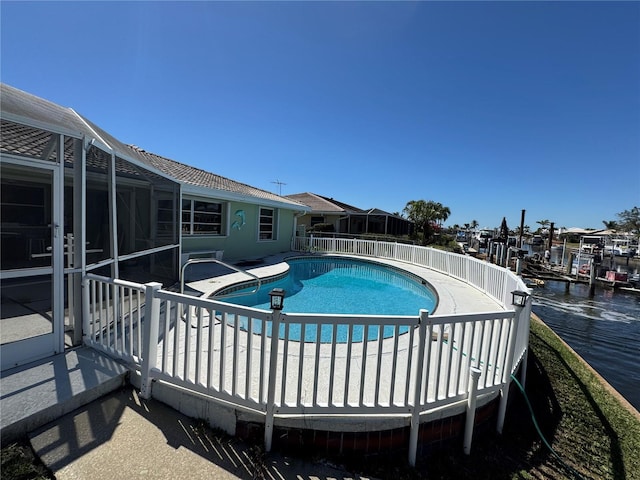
(580, 235, 605, 254)
(604, 238, 637, 257)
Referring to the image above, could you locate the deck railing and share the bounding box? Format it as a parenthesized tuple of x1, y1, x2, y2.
(82, 239, 531, 465)
(82, 275, 146, 365)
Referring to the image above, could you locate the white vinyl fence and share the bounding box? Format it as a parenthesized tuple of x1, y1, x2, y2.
(83, 239, 531, 465)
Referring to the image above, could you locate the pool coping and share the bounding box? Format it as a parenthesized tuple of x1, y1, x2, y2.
(185, 252, 504, 316)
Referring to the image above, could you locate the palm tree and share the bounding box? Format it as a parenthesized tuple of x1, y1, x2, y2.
(403, 200, 451, 245)
(433, 203, 451, 226)
(536, 219, 550, 233)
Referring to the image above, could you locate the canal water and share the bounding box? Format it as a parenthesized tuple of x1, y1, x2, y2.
(524, 245, 640, 411)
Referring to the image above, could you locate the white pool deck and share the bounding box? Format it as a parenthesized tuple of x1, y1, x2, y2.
(185, 252, 504, 315)
(1, 252, 505, 443)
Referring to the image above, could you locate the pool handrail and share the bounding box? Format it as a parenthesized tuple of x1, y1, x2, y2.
(179, 257, 262, 299)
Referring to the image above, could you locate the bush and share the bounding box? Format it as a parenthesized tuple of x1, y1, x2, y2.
(310, 223, 335, 233)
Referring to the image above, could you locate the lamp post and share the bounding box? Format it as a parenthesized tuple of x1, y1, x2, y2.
(269, 288, 285, 311)
(497, 289, 531, 434)
(265, 287, 285, 452)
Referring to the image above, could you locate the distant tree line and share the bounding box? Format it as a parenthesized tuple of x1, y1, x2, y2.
(401, 202, 640, 248)
(602, 206, 640, 235)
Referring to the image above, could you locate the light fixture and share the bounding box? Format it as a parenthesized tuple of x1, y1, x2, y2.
(511, 290, 530, 307)
(269, 288, 285, 311)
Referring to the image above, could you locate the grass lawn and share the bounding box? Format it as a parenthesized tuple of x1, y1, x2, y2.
(336, 314, 640, 479)
(0, 442, 52, 480)
(2, 314, 639, 479)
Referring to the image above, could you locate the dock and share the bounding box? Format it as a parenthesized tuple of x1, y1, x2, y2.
(521, 260, 640, 294)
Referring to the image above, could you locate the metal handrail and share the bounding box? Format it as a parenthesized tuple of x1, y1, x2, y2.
(180, 257, 262, 299)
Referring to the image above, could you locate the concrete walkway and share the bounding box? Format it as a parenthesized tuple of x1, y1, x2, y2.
(29, 386, 375, 480)
(0, 347, 128, 444)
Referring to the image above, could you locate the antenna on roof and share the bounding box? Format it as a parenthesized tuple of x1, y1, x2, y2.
(271, 179, 287, 196)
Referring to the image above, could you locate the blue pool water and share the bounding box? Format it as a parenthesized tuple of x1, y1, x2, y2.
(219, 257, 437, 342)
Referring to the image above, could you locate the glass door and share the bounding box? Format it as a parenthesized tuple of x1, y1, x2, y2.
(1, 159, 62, 370)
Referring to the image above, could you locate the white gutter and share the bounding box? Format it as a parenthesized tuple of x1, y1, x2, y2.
(183, 184, 311, 212)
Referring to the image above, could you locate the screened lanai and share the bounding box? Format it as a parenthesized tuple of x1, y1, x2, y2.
(0, 83, 181, 370)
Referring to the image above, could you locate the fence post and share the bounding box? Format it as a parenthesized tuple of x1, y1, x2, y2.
(264, 310, 282, 452)
(408, 309, 429, 467)
(496, 309, 521, 434)
(463, 367, 483, 454)
(140, 282, 162, 399)
(519, 301, 532, 388)
(82, 276, 91, 345)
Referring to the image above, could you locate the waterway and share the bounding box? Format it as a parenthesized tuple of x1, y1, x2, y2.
(526, 247, 640, 411)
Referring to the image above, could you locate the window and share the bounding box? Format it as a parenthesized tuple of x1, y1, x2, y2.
(259, 207, 277, 241)
(310, 216, 324, 226)
(156, 198, 175, 236)
(182, 199, 224, 235)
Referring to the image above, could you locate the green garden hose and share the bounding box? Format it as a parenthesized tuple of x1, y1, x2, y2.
(510, 374, 586, 480)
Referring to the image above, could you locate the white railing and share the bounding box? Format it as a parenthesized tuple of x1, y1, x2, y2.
(83, 239, 531, 465)
(293, 236, 532, 377)
(82, 274, 146, 365)
(295, 236, 524, 307)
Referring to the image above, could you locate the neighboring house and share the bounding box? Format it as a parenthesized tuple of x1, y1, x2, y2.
(0, 83, 308, 371)
(286, 192, 359, 233)
(286, 192, 413, 236)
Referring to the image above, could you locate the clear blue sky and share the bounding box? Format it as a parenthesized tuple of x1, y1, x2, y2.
(2, 1, 639, 231)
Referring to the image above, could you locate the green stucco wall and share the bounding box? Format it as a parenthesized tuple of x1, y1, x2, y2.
(181, 200, 296, 262)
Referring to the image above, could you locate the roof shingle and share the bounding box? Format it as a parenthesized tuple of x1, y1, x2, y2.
(1, 83, 306, 210)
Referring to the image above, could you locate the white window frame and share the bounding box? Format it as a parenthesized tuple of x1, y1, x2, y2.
(181, 198, 225, 236)
(258, 207, 278, 241)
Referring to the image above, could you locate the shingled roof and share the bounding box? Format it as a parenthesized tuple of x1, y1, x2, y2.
(126, 144, 306, 207)
(1, 83, 307, 210)
(286, 192, 365, 214)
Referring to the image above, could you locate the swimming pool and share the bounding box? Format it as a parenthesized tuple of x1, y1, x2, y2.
(218, 257, 437, 342)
